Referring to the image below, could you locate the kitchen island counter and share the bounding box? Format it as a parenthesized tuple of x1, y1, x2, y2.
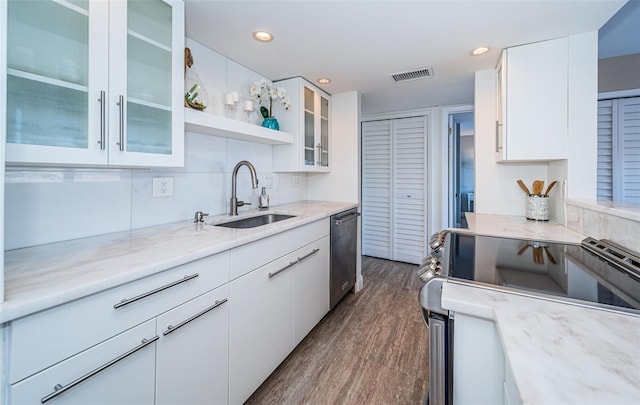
(2, 201, 357, 323)
(442, 282, 640, 404)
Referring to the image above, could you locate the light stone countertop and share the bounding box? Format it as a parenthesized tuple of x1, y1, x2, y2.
(566, 198, 640, 222)
(442, 282, 640, 405)
(1, 200, 357, 323)
(462, 212, 585, 244)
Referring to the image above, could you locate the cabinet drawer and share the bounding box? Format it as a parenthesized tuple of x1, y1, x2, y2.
(230, 218, 329, 279)
(9, 251, 229, 384)
(10, 319, 157, 405)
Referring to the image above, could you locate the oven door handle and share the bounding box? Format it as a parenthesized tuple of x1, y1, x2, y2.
(428, 316, 447, 405)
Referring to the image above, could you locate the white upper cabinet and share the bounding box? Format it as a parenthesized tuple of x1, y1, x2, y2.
(272, 77, 330, 172)
(4, 0, 184, 167)
(496, 38, 568, 162)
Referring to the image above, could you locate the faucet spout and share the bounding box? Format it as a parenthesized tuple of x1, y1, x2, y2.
(230, 160, 259, 216)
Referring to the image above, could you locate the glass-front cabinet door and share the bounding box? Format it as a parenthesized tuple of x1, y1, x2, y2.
(108, 0, 184, 166)
(5, 0, 108, 165)
(272, 77, 330, 172)
(4, 0, 184, 167)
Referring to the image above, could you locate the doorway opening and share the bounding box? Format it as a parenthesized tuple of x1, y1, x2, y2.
(448, 111, 475, 228)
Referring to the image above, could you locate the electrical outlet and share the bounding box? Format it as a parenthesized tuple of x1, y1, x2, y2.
(263, 175, 274, 189)
(153, 177, 174, 198)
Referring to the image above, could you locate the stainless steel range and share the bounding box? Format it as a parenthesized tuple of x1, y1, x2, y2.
(417, 230, 640, 405)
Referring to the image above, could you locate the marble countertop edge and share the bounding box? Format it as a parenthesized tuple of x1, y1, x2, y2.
(441, 282, 640, 404)
(462, 212, 586, 244)
(1, 201, 358, 323)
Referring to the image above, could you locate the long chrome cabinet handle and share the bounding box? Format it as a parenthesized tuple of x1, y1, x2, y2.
(40, 335, 159, 404)
(98, 91, 106, 150)
(298, 248, 320, 263)
(117, 95, 124, 151)
(495, 120, 503, 152)
(268, 261, 297, 278)
(114, 274, 199, 309)
(163, 298, 228, 336)
(316, 143, 322, 165)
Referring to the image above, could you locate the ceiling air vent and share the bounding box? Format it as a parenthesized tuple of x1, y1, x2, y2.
(389, 66, 434, 83)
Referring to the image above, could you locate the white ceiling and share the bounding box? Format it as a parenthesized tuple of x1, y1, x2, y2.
(185, 0, 628, 115)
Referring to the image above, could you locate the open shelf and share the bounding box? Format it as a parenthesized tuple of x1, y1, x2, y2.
(184, 108, 294, 145)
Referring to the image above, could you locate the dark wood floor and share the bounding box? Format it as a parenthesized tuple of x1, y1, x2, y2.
(246, 256, 429, 405)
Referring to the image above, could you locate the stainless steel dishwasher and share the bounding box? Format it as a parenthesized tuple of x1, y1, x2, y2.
(330, 208, 358, 309)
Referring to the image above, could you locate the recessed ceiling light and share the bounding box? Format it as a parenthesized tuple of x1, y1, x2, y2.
(253, 31, 273, 42)
(470, 46, 490, 56)
(317, 78, 331, 85)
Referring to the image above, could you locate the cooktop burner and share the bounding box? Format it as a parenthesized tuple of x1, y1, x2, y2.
(447, 233, 640, 312)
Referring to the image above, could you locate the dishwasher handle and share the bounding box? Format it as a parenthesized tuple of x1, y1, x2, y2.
(332, 211, 359, 225)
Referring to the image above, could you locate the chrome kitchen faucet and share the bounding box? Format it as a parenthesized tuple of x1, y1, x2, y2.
(230, 160, 258, 216)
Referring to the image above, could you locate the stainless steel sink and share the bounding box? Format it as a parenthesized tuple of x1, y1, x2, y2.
(214, 214, 296, 229)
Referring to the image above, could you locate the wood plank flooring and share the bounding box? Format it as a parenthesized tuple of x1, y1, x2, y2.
(246, 256, 429, 405)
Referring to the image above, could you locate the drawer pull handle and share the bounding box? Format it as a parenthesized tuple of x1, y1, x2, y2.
(268, 261, 297, 278)
(41, 335, 159, 404)
(298, 248, 320, 263)
(163, 298, 228, 336)
(114, 274, 199, 309)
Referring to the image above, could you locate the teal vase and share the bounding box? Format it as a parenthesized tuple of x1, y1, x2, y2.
(262, 117, 279, 130)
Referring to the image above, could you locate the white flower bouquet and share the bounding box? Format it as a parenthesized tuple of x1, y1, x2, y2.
(250, 79, 292, 119)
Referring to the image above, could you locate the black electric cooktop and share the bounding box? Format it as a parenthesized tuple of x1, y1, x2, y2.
(446, 233, 640, 312)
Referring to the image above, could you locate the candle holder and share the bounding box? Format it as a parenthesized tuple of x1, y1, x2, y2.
(224, 93, 237, 118)
(243, 100, 254, 122)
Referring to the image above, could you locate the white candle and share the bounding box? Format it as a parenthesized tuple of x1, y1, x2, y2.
(232, 91, 240, 102)
(225, 93, 235, 106)
(244, 100, 254, 112)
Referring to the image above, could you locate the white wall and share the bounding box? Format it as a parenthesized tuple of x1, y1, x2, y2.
(474, 70, 548, 217)
(4, 38, 308, 250)
(307, 91, 360, 203)
(567, 31, 598, 201)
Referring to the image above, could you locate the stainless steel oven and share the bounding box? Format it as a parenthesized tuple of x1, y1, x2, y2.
(417, 231, 640, 405)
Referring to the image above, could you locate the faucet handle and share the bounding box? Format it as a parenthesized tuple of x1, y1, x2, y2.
(194, 211, 209, 223)
(237, 201, 251, 208)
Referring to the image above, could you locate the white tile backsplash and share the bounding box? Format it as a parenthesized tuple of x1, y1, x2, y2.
(565, 201, 640, 253)
(4, 169, 132, 249)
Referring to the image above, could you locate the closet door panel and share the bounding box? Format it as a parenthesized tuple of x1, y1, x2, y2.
(362, 120, 392, 259)
(393, 117, 427, 264)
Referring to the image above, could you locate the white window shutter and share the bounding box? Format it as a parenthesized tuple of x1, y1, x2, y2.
(597, 99, 614, 200)
(598, 97, 640, 204)
(621, 97, 640, 204)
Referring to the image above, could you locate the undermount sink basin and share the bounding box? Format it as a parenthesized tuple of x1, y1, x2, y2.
(215, 214, 296, 229)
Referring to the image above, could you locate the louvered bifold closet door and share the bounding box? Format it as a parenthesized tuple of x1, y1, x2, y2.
(621, 97, 640, 204)
(597, 100, 616, 200)
(362, 120, 392, 259)
(393, 117, 427, 264)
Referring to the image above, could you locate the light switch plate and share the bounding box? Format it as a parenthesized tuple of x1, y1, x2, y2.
(153, 177, 174, 198)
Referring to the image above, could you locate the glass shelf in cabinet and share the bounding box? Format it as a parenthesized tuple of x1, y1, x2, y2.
(128, 0, 172, 49)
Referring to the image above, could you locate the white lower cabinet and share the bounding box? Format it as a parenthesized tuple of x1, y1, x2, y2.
(10, 320, 157, 405)
(156, 285, 230, 405)
(229, 235, 330, 404)
(5, 221, 332, 405)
